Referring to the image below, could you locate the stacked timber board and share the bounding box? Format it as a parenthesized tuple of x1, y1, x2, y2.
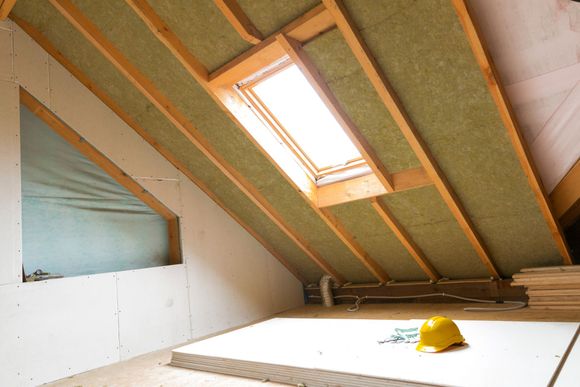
(171, 318, 579, 387)
(512, 266, 580, 310)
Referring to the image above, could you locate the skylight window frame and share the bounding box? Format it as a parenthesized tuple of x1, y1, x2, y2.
(236, 60, 367, 182)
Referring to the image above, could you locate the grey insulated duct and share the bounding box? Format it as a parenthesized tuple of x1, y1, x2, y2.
(319, 275, 336, 307)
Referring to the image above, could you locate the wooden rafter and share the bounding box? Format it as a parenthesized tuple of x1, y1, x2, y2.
(20, 88, 183, 266)
(213, 0, 263, 45)
(44, 1, 337, 284)
(370, 198, 440, 282)
(124, 0, 393, 283)
(323, 0, 501, 279)
(0, 0, 17, 20)
(276, 33, 395, 193)
(451, 0, 572, 264)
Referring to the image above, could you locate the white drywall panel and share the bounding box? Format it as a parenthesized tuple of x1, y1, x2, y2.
(134, 177, 182, 216)
(173, 318, 579, 387)
(116, 265, 191, 360)
(47, 57, 178, 181)
(0, 274, 120, 387)
(555, 329, 580, 387)
(0, 80, 22, 285)
(13, 24, 49, 106)
(179, 175, 303, 339)
(0, 20, 13, 81)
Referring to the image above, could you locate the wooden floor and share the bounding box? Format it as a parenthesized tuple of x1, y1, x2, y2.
(47, 304, 580, 386)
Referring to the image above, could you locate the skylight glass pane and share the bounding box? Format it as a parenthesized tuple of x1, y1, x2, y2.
(252, 64, 362, 171)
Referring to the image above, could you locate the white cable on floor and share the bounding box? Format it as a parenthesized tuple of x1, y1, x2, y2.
(308, 292, 527, 312)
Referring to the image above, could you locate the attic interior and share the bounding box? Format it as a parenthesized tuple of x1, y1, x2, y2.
(1, 0, 579, 386)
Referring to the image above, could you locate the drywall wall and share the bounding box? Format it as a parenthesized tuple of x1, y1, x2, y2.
(0, 79, 22, 285)
(0, 18, 303, 386)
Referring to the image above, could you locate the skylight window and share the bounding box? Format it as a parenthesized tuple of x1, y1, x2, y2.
(240, 64, 365, 180)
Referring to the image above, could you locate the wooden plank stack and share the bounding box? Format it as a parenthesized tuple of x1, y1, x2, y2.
(512, 266, 580, 310)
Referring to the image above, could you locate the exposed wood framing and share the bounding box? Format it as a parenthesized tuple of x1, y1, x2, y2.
(451, 0, 572, 264)
(20, 88, 184, 265)
(209, 4, 335, 87)
(213, 0, 263, 45)
(276, 33, 395, 193)
(0, 0, 17, 20)
(550, 159, 580, 229)
(318, 167, 432, 208)
(10, 15, 307, 285)
(50, 0, 344, 283)
(370, 198, 440, 282)
(125, 0, 395, 283)
(167, 218, 181, 265)
(323, 0, 501, 278)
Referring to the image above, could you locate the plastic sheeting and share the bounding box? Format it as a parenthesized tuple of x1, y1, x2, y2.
(20, 105, 170, 277)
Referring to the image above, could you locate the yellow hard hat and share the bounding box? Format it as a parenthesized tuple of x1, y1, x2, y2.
(416, 316, 464, 353)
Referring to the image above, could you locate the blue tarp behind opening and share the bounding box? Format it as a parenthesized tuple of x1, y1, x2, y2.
(20, 105, 170, 277)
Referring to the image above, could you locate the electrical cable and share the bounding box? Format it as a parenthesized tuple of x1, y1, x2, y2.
(308, 292, 527, 312)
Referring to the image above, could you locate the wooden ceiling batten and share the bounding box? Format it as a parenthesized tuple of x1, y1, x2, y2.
(50, 0, 343, 283)
(323, 0, 501, 279)
(10, 14, 306, 284)
(451, 0, 572, 264)
(20, 88, 183, 266)
(0, 0, 16, 20)
(125, 0, 394, 283)
(370, 198, 441, 282)
(276, 33, 396, 193)
(318, 167, 433, 208)
(213, 0, 263, 45)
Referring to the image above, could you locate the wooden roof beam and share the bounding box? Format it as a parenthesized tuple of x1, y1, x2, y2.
(213, 0, 263, 45)
(0, 0, 17, 20)
(125, 0, 393, 283)
(49, 0, 342, 283)
(323, 0, 501, 279)
(371, 198, 441, 282)
(451, 0, 572, 264)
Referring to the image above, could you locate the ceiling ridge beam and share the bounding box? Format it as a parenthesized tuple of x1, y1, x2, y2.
(276, 33, 395, 194)
(10, 14, 307, 284)
(20, 88, 183, 266)
(323, 0, 501, 279)
(370, 198, 441, 282)
(451, 0, 572, 264)
(213, 0, 263, 45)
(125, 0, 393, 283)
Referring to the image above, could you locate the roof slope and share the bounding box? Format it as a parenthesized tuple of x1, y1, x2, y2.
(11, 0, 566, 284)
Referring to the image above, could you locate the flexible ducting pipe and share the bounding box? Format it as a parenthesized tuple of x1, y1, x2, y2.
(319, 275, 335, 307)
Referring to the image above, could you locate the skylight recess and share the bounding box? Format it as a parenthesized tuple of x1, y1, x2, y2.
(246, 64, 363, 178)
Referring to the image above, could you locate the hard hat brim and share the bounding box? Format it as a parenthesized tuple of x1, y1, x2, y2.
(415, 334, 465, 353)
